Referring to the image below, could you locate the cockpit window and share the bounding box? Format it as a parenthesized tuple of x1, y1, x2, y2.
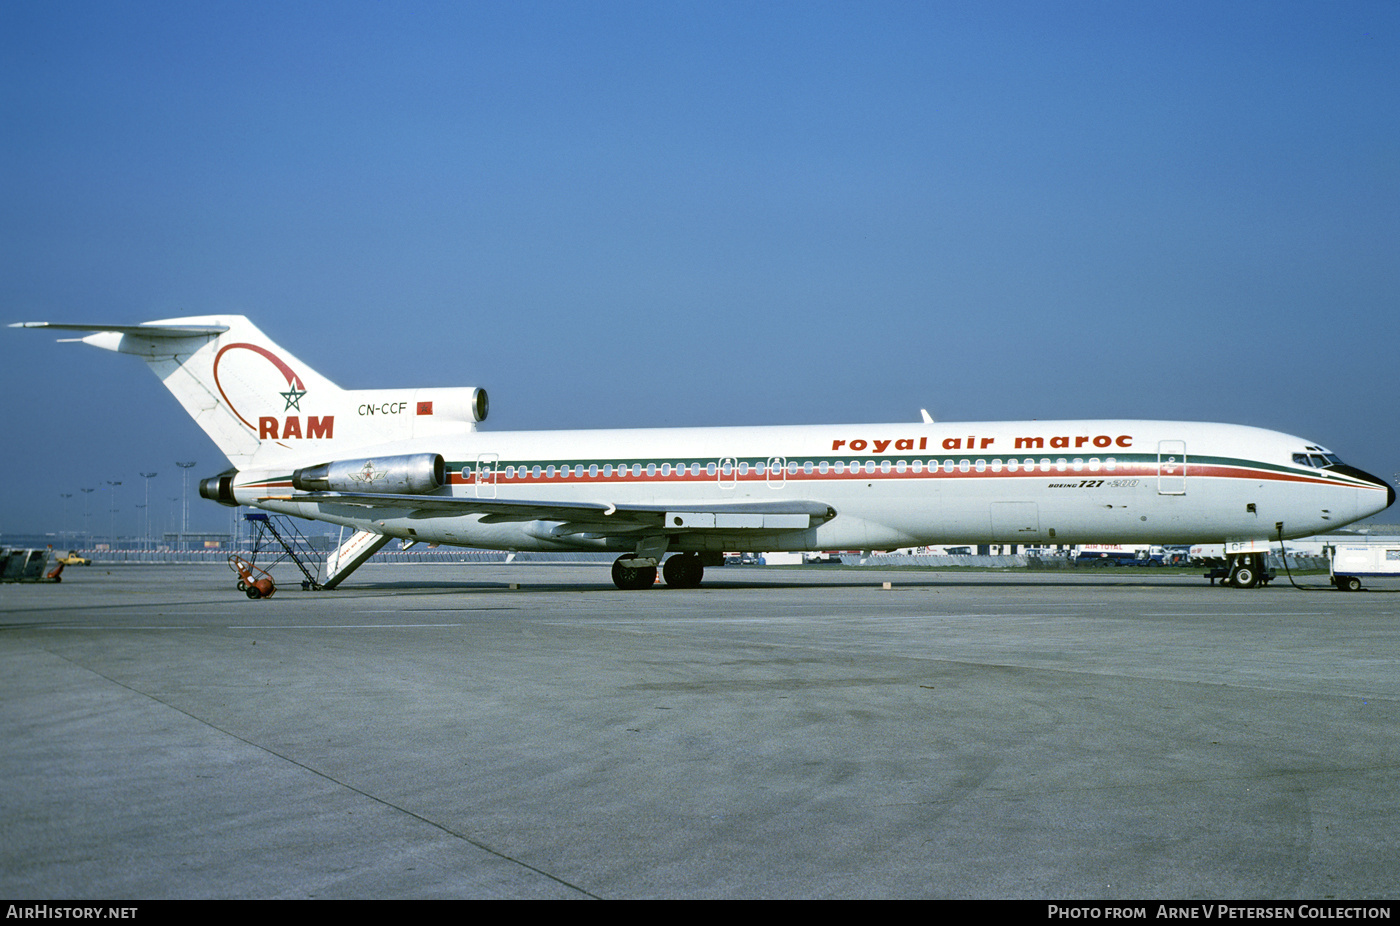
(1295, 451, 1344, 468)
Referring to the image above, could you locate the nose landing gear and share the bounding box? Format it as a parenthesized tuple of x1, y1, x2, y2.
(1226, 552, 1271, 589)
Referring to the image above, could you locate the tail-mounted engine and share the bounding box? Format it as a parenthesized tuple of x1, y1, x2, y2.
(199, 470, 240, 507)
(292, 452, 447, 495)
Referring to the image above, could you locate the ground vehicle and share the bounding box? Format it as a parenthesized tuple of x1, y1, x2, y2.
(1074, 545, 1165, 566)
(56, 550, 91, 566)
(1, 549, 55, 582)
(1330, 544, 1400, 591)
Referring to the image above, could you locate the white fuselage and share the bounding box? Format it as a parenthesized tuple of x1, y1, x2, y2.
(237, 418, 1392, 553)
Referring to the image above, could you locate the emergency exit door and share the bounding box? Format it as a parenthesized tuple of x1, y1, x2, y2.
(1158, 441, 1186, 495)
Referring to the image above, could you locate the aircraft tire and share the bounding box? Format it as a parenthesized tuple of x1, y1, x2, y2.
(1227, 553, 1263, 589)
(1231, 559, 1260, 589)
(611, 557, 657, 590)
(662, 554, 704, 589)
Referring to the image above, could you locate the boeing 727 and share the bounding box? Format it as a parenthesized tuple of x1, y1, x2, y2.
(14, 316, 1394, 590)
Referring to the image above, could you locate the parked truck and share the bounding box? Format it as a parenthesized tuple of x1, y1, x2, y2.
(1330, 543, 1400, 591)
(1074, 544, 1166, 567)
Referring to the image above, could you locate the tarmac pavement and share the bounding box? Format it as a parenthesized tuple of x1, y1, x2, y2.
(2, 563, 1398, 899)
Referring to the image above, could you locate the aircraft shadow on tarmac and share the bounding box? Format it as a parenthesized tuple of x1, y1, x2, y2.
(288, 573, 1389, 593)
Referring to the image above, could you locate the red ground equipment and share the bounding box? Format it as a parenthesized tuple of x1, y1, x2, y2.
(228, 553, 278, 599)
(227, 512, 324, 599)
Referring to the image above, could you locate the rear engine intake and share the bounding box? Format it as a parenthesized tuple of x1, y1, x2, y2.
(292, 452, 446, 495)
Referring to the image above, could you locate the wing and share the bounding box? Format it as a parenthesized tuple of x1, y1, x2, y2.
(260, 491, 836, 535)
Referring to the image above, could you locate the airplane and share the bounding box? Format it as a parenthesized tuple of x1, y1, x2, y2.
(12, 315, 1394, 591)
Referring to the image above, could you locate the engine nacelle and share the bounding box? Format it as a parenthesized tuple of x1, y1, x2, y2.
(421, 387, 488, 424)
(352, 387, 487, 425)
(199, 470, 239, 507)
(292, 452, 446, 495)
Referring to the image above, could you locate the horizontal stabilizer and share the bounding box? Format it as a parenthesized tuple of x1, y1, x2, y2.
(10, 321, 230, 338)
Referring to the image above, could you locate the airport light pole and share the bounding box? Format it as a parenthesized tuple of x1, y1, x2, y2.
(59, 494, 72, 543)
(106, 481, 121, 550)
(140, 472, 158, 550)
(176, 461, 196, 551)
(80, 487, 95, 548)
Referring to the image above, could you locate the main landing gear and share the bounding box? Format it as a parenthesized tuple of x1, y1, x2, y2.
(611, 556, 656, 590)
(611, 553, 706, 590)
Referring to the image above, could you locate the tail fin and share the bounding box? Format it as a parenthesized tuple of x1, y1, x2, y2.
(14, 315, 489, 468)
(12, 315, 342, 468)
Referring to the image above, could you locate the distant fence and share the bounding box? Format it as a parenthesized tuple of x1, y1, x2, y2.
(857, 554, 1032, 568)
(47, 548, 619, 566)
(855, 553, 1330, 571)
(36, 549, 1333, 571)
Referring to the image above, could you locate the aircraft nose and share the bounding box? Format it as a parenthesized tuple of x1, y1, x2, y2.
(1332, 464, 1395, 513)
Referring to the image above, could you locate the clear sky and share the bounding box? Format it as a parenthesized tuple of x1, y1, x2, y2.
(2, 1, 1397, 539)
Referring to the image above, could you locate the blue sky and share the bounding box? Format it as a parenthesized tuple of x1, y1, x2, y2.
(2, 1, 1397, 538)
